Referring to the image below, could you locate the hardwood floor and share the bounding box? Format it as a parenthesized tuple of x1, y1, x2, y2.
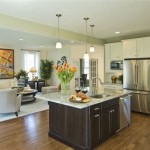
(0, 111, 150, 150)
(96, 112, 150, 150)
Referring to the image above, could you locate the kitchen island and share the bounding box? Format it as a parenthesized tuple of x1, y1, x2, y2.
(35, 88, 132, 150)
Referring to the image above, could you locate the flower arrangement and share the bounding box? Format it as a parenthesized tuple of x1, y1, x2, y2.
(54, 56, 77, 84)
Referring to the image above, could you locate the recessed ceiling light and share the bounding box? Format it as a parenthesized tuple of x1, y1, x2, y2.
(19, 38, 23, 41)
(115, 31, 120, 34)
(70, 41, 74, 43)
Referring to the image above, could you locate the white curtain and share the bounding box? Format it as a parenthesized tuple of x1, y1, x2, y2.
(21, 50, 40, 80)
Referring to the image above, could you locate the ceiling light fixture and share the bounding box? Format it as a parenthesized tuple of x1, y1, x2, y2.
(56, 14, 62, 49)
(115, 31, 120, 34)
(83, 17, 89, 60)
(90, 25, 95, 52)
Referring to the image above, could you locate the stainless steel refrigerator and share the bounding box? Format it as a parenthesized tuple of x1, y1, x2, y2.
(123, 58, 150, 114)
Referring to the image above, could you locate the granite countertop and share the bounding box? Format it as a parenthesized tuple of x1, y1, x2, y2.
(103, 82, 123, 86)
(35, 88, 132, 109)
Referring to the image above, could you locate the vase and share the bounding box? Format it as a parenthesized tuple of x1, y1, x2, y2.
(61, 82, 70, 95)
(24, 77, 28, 87)
(17, 76, 25, 87)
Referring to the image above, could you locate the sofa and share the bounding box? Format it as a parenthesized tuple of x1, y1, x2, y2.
(0, 88, 21, 116)
(0, 79, 22, 116)
(0, 79, 16, 89)
(41, 86, 59, 94)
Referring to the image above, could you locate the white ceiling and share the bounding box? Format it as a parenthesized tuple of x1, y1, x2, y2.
(0, 0, 150, 48)
(0, 28, 76, 49)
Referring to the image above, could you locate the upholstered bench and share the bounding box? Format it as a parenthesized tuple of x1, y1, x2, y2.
(41, 86, 59, 94)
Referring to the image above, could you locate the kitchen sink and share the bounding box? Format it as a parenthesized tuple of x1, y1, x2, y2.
(90, 94, 110, 99)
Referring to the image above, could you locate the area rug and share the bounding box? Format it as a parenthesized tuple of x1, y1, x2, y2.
(0, 99, 49, 122)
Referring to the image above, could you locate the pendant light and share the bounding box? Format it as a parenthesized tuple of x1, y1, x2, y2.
(90, 25, 95, 52)
(56, 14, 62, 49)
(83, 17, 89, 60)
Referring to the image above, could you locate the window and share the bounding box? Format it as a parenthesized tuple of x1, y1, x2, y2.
(84, 59, 89, 80)
(22, 50, 40, 80)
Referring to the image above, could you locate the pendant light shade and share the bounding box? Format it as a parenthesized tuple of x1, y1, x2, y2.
(83, 52, 89, 60)
(90, 46, 95, 52)
(90, 25, 95, 52)
(56, 14, 62, 49)
(83, 17, 89, 60)
(56, 42, 62, 49)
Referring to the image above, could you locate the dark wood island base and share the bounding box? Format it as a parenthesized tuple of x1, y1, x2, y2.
(48, 97, 119, 150)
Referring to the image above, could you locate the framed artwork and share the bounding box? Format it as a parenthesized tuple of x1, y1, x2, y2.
(0, 48, 14, 79)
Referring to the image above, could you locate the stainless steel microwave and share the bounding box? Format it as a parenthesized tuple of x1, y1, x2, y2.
(110, 60, 123, 70)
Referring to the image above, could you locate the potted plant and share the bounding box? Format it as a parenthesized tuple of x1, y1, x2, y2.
(40, 59, 53, 86)
(14, 69, 29, 87)
(15, 69, 28, 80)
(118, 74, 123, 84)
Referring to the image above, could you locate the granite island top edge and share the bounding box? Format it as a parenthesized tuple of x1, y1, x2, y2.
(35, 89, 132, 109)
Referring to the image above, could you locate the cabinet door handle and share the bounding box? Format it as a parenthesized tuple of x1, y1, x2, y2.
(109, 111, 111, 132)
(94, 108, 99, 110)
(120, 94, 132, 100)
(94, 114, 99, 118)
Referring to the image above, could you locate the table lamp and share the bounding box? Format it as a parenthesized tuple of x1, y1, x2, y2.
(29, 67, 37, 80)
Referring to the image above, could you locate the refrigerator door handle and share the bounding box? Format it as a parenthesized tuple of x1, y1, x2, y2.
(136, 65, 139, 85)
(134, 64, 137, 86)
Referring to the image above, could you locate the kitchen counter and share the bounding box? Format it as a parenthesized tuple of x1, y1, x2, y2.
(103, 82, 123, 89)
(35, 88, 132, 109)
(36, 88, 132, 150)
(104, 82, 123, 85)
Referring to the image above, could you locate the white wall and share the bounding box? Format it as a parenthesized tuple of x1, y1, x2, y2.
(104, 71, 123, 83)
(47, 45, 71, 86)
(0, 42, 104, 88)
(0, 44, 47, 81)
(47, 43, 104, 87)
(71, 44, 104, 82)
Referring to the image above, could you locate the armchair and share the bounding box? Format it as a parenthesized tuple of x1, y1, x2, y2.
(0, 88, 21, 116)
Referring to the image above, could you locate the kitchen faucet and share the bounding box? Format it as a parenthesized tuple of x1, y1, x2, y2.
(91, 77, 103, 86)
(91, 77, 103, 94)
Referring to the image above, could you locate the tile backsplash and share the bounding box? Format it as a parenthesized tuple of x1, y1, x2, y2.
(104, 72, 123, 83)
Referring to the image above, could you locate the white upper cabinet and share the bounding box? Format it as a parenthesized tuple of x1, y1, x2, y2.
(138, 37, 150, 57)
(110, 42, 123, 60)
(105, 42, 123, 73)
(123, 39, 137, 58)
(123, 37, 150, 58)
(105, 44, 111, 73)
